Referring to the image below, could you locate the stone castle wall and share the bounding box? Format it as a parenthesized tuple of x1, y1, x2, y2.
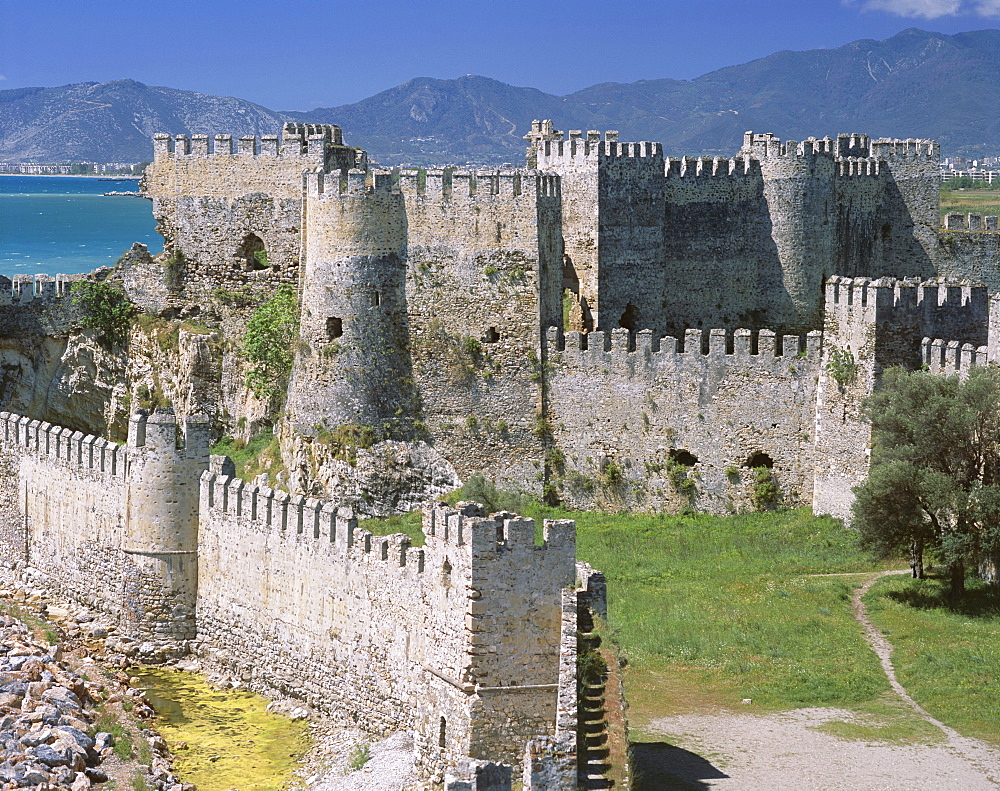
(192, 488, 578, 773)
(0, 410, 583, 783)
(399, 169, 562, 488)
(545, 326, 822, 512)
(813, 277, 991, 520)
(0, 412, 201, 643)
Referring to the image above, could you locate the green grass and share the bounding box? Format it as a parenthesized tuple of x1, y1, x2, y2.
(940, 188, 1000, 223)
(864, 573, 1000, 745)
(210, 431, 284, 482)
(570, 508, 891, 723)
(360, 511, 424, 546)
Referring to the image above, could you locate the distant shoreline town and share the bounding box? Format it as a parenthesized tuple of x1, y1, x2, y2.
(0, 162, 147, 176)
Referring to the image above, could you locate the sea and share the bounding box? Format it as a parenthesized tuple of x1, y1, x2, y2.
(0, 175, 163, 279)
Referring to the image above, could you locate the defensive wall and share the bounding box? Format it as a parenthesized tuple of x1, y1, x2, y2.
(0, 405, 590, 788)
(197, 490, 578, 777)
(544, 325, 822, 512)
(0, 409, 207, 643)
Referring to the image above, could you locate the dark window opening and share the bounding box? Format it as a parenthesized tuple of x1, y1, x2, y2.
(669, 449, 698, 467)
(441, 558, 452, 589)
(439, 717, 447, 748)
(239, 233, 269, 271)
(745, 451, 774, 469)
(371, 290, 380, 307)
(562, 254, 579, 291)
(483, 326, 500, 343)
(881, 224, 892, 241)
(619, 303, 639, 333)
(326, 317, 343, 340)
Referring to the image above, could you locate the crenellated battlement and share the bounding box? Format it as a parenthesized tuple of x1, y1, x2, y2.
(198, 470, 430, 563)
(199, 483, 573, 577)
(535, 136, 662, 163)
(664, 155, 761, 179)
(305, 168, 396, 198)
(0, 273, 87, 306)
(922, 337, 989, 378)
(545, 325, 822, 365)
(836, 157, 882, 177)
(0, 412, 125, 479)
(396, 168, 561, 201)
(944, 213, 1000, 232)
(824, 275, 987, 316)
(869, 138, 940, 160)
(153, 122, 346, 160)
(423, 502, 574, 555)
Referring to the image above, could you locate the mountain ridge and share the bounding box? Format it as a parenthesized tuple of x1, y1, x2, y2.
(3, 27, 999, 164)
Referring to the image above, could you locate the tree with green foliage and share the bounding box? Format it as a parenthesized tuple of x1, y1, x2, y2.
(853, 366, 1000, 598)
(242, 284, 299, 401)
(71, 281, 137, 347)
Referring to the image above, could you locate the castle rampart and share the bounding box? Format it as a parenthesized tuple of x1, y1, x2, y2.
(196, 490, 578, 778)
(0, 409, 208, 645)
(544, 324, 822, 513)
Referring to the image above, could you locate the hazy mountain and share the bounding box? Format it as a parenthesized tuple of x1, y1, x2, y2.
(4, 28, 1000, 164)
(0, 79, 291, 163)
(293, 28, 1000, 161)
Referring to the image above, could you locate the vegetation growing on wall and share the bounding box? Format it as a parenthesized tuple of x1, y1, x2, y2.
(71, 281, 137, 347)
(242, 284, 299, 401)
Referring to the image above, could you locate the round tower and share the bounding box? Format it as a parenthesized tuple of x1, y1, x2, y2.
(286, 169, 415, 438)
(757, 138, 838, 332)
(123, 408, 209, 644)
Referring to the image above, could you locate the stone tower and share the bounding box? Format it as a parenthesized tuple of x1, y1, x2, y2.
(123, 408, 210, 642)
(749, 134, 839, 332)
(285, 169, 416, 437)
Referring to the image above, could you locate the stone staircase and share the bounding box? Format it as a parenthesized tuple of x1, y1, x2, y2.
(578, 610, 614, 790)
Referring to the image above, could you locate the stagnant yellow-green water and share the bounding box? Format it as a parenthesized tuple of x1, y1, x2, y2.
(137, 667, 310, 791)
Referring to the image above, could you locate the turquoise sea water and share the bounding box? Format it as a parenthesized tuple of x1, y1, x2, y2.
(0, 175, 163, 278)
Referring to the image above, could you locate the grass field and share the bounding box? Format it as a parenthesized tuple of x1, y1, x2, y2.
(940, 188, 1000, 224)
(864, 573, 1000, 745)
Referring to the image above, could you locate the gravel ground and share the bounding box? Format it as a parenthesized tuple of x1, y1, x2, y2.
(640, 707, 1000, 790)
(295, 728, 417, 791)
(636, 570, 1000, 790)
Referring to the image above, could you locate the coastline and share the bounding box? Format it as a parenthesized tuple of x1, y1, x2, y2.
(0, 173, 139, 179)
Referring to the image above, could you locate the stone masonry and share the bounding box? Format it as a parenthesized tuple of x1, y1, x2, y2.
(135, 119, 1000, 521)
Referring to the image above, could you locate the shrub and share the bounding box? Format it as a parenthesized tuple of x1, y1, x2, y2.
(826, 348, 857, 386)
(751, 468, 780, 511)
(243, 284, 299, 401)
(71, 281, 137, 347)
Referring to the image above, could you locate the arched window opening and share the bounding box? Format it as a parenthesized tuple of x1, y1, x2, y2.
(745, 451, 774, 469)
(619, 303, 639, 333)
(326, 317, 343, 340)
(669, 449, 698, 467)
(439, 717, 447, 748)
(239, 233, 269, 271)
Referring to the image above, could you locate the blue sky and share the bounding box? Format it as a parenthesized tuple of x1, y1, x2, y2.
(1, 0, 999, 110)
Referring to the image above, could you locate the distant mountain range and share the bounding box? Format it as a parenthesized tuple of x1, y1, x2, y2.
(3, 27, 1000, 165)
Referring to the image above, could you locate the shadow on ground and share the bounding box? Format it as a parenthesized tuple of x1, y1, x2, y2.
(630, 741, 728, 791)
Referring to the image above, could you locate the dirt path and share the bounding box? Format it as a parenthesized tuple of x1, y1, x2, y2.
(637, 570, 1000, 790)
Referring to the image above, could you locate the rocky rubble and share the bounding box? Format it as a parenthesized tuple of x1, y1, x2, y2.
(0, 611, 188, 790)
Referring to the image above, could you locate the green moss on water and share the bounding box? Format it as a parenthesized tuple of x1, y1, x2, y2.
(136, 667, 309, 791)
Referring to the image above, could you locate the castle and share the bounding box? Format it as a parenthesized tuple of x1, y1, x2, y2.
(2, 119, 1000, 788)
(138, 121, 1000, 519)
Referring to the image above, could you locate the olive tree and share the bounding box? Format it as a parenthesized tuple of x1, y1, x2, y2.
(852, 365, 1000, 598)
